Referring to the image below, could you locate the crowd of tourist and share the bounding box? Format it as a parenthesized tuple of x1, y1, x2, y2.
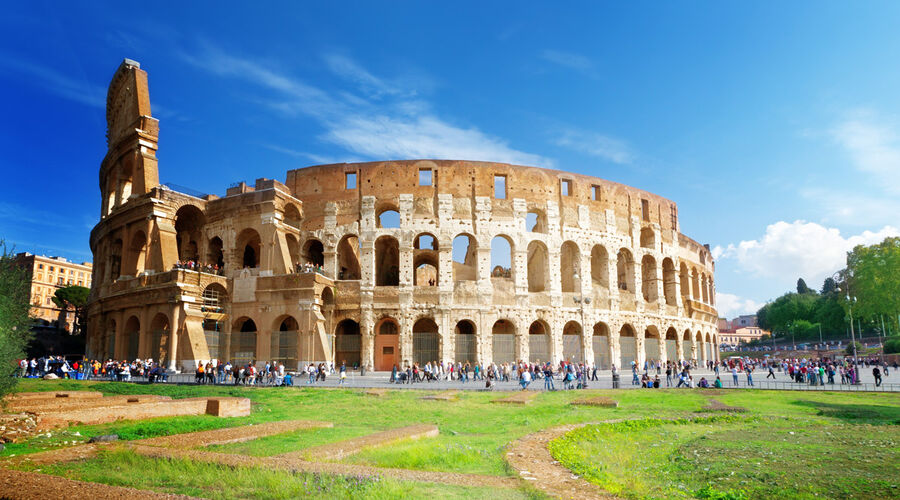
(172, 260, 224, 275)
(295, 262, 325, 274)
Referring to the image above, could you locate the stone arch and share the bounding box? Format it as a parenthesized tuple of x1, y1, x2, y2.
(680, 262, 691, 300)
(104, 318, 117, 360)
(335, 319, 361, 368)
(374, 317, 399, 371)
(644, 325, 661, 366)
(413, 233, 439, 286)
(337, 234, 361, 280)
(616, 248, 635, 292)
(662, 258, 677, 305)
(286, 234, 301, 270)
(491, 319, 516, 364)
(591, 245, 609, 291)
(641, 254, 658, 303)
(528, 320, 550, 363)
(701, 273, 709, 303)
(207, 236, 224, 269)
(592, 322, 611, 369)
(619, 323, 637, 370)
(302, 239, 325, 268)
(560, 241, 581, 293)
(375, 235, 400, 286)
(640, 227, 656, 249)
(321, 286, 334, 307)
(526, 240, 549, 292)
(491, 235, 514, 279)
(665, 327, 679, 362)
(283, 203, 301, 229)
(562, 320, 583, 362)
(174, 205, 205, 262)
(691, 267, 701, 300)
(271, 315, 299, 369)
(202, 283, 228, 309)
(376, 204, 400, 228)
(452, 233, 478, 281)
(124, 230, 147, 276)
(231, 317, 258, 367)
(454, 320, 477, 363)
(526, 209, 547, 233)
(124, 315, 140, 360)
(236, 228, 262, 269)
(412, 318, 440, 365)
(708, 277, 715, 306)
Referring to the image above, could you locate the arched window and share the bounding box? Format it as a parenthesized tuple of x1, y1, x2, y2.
(491, 320, 516, 364)
(337, 235, 361, 280)
(455, 320, 477, 363)
(662, 258, 677, 305)
(377, 208, 400, 228)
(641, 255, 658, 303)
(560, 241, 581, 293)
(413, 233, 438, 286)
(413, 318, 440, 364)
(527, 240, 549, 292)
(207, 237, 224, 270)
(302, 239, 324, 268)
(452, 234, 477, 281)
(236, 229, 262, 269)
(375, 236, 400, 286)
(528, 320, 550, 363)
(616, 248, 635, 292)
(562, 321, 583, 362)
(640, 227, 655, 249)
(491, 236, 513, 279)
(174, 205, 205, 262)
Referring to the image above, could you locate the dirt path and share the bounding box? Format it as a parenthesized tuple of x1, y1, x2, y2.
(136, 420, 332, 448)
(506, 423, 619, 500)
(0, 468, 201, 499)
(130, 444, 521, 489)
(419, 391, 458, 401)
(279, 424, 438, 460)
(5, 443, 104, 466)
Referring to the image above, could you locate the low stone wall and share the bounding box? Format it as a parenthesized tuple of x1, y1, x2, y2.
(31, 397, 250, 430)
(4, 391, 104, 402)
(4, 395, 171, 413)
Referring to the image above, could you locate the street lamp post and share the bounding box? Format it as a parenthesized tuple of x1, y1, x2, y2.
(848, 295, 860, 384)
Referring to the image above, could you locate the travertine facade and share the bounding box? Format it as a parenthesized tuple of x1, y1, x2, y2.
(87, 59, 718, 372)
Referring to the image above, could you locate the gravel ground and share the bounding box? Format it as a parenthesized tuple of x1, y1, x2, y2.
(0, 468, 200, 499)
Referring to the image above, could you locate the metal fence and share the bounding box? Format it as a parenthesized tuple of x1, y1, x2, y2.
(719, 380, 900, 392)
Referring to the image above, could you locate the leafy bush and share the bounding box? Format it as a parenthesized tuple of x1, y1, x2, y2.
(884, 336, 900, 355)
(845, 341, 863, 356)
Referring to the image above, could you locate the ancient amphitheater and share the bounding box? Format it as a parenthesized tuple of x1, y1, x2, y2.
(86, 59, 719, 373)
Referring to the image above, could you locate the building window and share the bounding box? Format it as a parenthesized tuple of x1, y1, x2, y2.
(78, 272, 84, 277)
(77, 281, 83, 286)
(418, 169, 433, 186)
(345, 172, 357, 189)
(561, 179, 572, 196)
(45, 297, 52, 305)
(494, 175, 507, 199)
(670, 204, 678, 229)
(57, 277, 64, 285)
(38, 264, 43, 269)
(49, 266, 54, 272)
(67, 279, 73, 285)
(591, 185, 600, 201)
(37, 273, 42, 281)
(641, 199, 650, 222)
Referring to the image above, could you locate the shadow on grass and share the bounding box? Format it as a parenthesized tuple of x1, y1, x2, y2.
(792, 399, 900, 424)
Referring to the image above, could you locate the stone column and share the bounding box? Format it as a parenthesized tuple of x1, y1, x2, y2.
(360, 307, 374, 372)
(635, 326, 645, 368)
(658, 334, 667, 367)
(676, 336, 684, 364)
(167, 305, 181, 371)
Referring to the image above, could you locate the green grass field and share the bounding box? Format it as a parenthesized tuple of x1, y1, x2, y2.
(3, 379, 898, 499)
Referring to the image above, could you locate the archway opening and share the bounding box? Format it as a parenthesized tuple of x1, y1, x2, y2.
(619, 324, 637, 371)
(490, 236, 513, 279)
(491, 320, 516, 364)
(337, 234, 361, 280)
(591, 245, 609, 291)
(455, 320, 477, 363)
(272, 316, 299, 370)
(640, 227, 655, 249)
(302, 239, 325, 268)
(616, 249, 635, 292)
(413, 233, 439, 286)
(560, 241, 581, 293)
(374, 318, 399, 371)
(124, 315, 140, 360)
(592, 322, 610, 370)
(236, 229, 261, 269)
(662, 258, 677, 305)
(377, 208, 400, 228)
(452, 234, 477, 281)
(527, 240, 549, 292)
(644, 326, 661, 365)
(335, 319, 361, 369)
(375, 236, 400, 286)
(175, 205, 205, 262)
(231, 317, 257, 367)
(528, 320, 550, 364)
(562, 321, 583, 362)
(526, 210, 547, 233)
(641, 255, 658, 303)
(412, 318, 439, 365)
(207, 237, 224, 270)
(665, 327, 678, 362)
(125, 231, 147, 276)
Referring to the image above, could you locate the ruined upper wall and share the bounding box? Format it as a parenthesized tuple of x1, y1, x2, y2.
(285, 160, 679, 234)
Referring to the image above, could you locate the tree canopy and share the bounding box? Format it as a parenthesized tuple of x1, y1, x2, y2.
(52, 285, 90, 334)
(0, 242, 33, 396)
(843, 236, 900, 329)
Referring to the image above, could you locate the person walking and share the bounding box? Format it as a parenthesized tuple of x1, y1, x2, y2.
(731, 366, 739, 387)
(873, 366, 882, 387)
(665, 365, 673, 387)
(767, 364, 776, 379)
(339, 361, 347, 386)
(543, 363, 555, 391)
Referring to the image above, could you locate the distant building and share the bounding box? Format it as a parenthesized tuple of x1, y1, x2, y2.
(719, 326, 768, 345)
(15, 252, 93, 331)
(733, 315, 757, 328)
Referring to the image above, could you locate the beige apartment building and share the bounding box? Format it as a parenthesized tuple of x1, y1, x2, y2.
(15, 252, 93, 331)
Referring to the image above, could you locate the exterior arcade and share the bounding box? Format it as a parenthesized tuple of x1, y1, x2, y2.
(86, 59, 719, 372)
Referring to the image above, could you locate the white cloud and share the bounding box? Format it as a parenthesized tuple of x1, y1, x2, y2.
(717, 220, 900, 289)
(830, 109, 900, 194)
(539, 49, 596, 75)
(555, 129, 633, 164)
(715, 292, 764, 319)
(181, 42, 550, 166)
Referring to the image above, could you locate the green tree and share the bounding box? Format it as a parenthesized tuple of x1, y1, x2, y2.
(821, 277, 838, 295)
(797, 278, 813, 294)
(844, 237, 900, 334)
(0, 241, 34, 396)
(52, 285, 91, 335)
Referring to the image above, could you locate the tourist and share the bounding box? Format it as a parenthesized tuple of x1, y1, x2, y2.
(665, 365, 673, 387)
(519, 367, 532, 390)
(714, 376, 723, 388)
(731, 365, 739, 386)
(543, 363, 555, 391)
(339, 361, 347, 386)
(745, 365, 754, 387)
(873, 366, 882, 387)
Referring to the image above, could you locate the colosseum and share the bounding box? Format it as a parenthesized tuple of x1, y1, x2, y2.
(86, 59, 719, 373)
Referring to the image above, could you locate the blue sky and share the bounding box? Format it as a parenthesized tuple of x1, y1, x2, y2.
(2, 2, 899, 318)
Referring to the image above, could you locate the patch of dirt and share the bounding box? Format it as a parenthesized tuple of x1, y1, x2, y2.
(4, 443, 103, 466)
(493, 392, 536, 405)
(130, 444, 520, 489)
(696, 389, 729, 396)
(137, 420, 333, 448)
(0, 468, 200, 499)
(506, 424, 618, 499)
(571, 397, 619, 408)
(700, 399, 746, 413)
(419, 391, 458, 401)
(281, 424, 439, 460)
(364, 389, 388, 397)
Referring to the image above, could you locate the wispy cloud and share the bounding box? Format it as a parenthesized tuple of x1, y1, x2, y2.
(830, 109, 900, 194)
(260, 144, 345, 165)
(0, 52, 105, 108)
(555, 129, 633, 164)
(180, 41, 551, 166)
(715, 292, 765, 319)
(539, 49, 597, 77)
